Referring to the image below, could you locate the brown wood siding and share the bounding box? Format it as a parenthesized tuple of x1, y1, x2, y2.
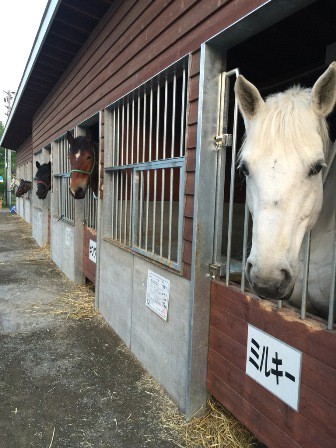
(100, 110, 104, 200)
(83, 227, 97, 284)
(16, 136, 33, 167)
(32, 0, 269, 150)
(208, 281, 336, 448)
(182, 50, 199, 279)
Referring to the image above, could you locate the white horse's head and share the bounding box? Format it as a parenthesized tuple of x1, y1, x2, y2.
(235, 63, 336, 300)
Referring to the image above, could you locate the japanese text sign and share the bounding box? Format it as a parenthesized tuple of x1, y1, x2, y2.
(246, 324, 302, 411)
(146, 270, 170, 321)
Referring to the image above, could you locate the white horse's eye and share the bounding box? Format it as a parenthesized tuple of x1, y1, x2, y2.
(239, 162, 249, 176)
(308, 162, 325, 176)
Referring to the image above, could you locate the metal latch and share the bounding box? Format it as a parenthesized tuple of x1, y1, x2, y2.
(214, 133, 233, 150)
(209, 263, 221, 279)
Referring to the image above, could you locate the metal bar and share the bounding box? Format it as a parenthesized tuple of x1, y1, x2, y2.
(160, 77, 168, 257)
(111, 110, 115, 237)
(137, 91, 140, 163)
(145, 86, 153, 251)
(300, 231, 311, 320)
(152, 86, 160, 252)
(125, 101, 129, 244)
(180, 65, 186, 157)
(226, 69, 240, 285)
(213, 72, 227, 266)
(115, 106, 120, 239)
(328, 212, 336, 330)
(120, 102, 124, 242)
(241, 201, 250, 292)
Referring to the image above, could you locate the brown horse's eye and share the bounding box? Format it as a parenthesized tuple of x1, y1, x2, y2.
(87, 156, 92, 160)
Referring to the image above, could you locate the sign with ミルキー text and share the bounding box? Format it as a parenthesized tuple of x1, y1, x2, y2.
(246, 324, 302, 411)
(89, 239, 97, 263)
(146, 270, 170, 321)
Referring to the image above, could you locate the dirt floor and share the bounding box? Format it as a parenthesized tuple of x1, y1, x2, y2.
(0, 211, 266, 448)
(0, 212, 185, 448)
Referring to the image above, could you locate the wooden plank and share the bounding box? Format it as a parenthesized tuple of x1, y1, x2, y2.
(184, 172, 195, 195)
(208, 352, 336, 447)
(211, 282, 336, 370)
(182, 240, 192, 265)
(186, 147, 196, 172)
(188, 74, 199, 102)
(184, 194, 194, 218)
(186, 124, 197, 152)
(207, 370, 302, 448)
(183, 262, 191, 280)
(301, 355, 336, 405)
(189, 50, 200, 77)
(183, 216, 193, 242)
(188, 100, 198, 126)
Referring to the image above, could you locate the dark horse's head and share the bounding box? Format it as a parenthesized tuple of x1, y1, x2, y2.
(35, 161, 51, 199)
(66, 131, 98, 199)
(15, 179, 32, 197)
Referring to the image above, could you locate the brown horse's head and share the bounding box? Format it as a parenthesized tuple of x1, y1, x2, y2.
(15, 179, 32, 197)
(66, 131, 98, 199)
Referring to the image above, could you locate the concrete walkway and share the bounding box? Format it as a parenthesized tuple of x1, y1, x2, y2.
(0, 212, 183, 448)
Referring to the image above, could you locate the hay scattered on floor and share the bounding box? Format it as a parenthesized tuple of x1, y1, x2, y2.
(137, 373, 256, 448)
(28, 284, 98, 321)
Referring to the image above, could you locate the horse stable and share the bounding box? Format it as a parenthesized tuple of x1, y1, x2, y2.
(2, 1, 336, 446)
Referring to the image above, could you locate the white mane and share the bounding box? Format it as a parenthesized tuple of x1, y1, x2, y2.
(240, 86, 330, 163)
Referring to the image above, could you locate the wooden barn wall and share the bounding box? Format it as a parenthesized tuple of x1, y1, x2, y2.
(16, 136, 33, 167)
(32, 0, 268, 148)
(208, 282, 336, 448)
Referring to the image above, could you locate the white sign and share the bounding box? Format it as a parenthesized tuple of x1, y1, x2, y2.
(246, 324, 302, 411)
(146, 270, 170, 321)
(89, 239, 97, 263)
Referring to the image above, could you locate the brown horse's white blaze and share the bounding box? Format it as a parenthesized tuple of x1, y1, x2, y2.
(66, 131, 98, 199)
(235, 62, 336, 300)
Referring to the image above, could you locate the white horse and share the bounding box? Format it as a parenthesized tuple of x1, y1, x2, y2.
(10, 177, 20, 190)
(235, 62, 336, 317)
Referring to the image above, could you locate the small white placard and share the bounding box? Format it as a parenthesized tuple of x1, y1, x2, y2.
(146, 270, 170, 321)
(89, 239, 97, 263)
(246, 324, 302, 411)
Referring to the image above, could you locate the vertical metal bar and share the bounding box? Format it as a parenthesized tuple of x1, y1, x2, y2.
(213, 72, 227, 266)
(139, 91, 146, 247)
(120, 101, 124, 242)
(241, 201, 250, 292)
(111, 109, 115, 237)
(152, 86, 160, 252)
(130, 96, 135, 245)
(160, 77, 168, 257)
(125, 100, 129, 244)
(168, 73, 177, 260)
(137, 91, 140, 163)
(226, 70, 239, 285)
(145, 86, 153, 251)
(132, 170, 139, 248)
(115, 106, 120, 239)
(328, 212, 336, 330)
(301, 231, 311, 320)
(180, 65, 186, 157)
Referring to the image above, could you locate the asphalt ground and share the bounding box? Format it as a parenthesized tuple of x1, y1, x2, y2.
(0, 211, 183, 448)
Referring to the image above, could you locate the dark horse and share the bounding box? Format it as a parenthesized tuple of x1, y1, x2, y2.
(35, 161, 51, 199)
(66, 131, 99, 199)
(15, 179, 32, 197)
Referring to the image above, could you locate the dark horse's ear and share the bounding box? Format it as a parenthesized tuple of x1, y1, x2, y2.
(66, 131, 75, 146)
(86, 130, 92, 144)
(36, 161, 41, 169)
(48, 161, 51, 166)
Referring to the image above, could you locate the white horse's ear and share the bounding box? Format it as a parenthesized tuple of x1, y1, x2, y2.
(235, 75, 264, 122)
(311, 62, 336, 117)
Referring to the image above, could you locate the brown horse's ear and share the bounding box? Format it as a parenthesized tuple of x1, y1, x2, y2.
(66, 131, 75, 146)
(86, 130, 92, 144)
(36, 161, 41, 169)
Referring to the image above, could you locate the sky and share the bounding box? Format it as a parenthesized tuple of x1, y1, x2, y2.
(0, 0, 49, 126)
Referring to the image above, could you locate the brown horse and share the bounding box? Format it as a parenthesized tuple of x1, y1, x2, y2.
(66, 131, 99, 199)
(15, 179, 32, 197)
